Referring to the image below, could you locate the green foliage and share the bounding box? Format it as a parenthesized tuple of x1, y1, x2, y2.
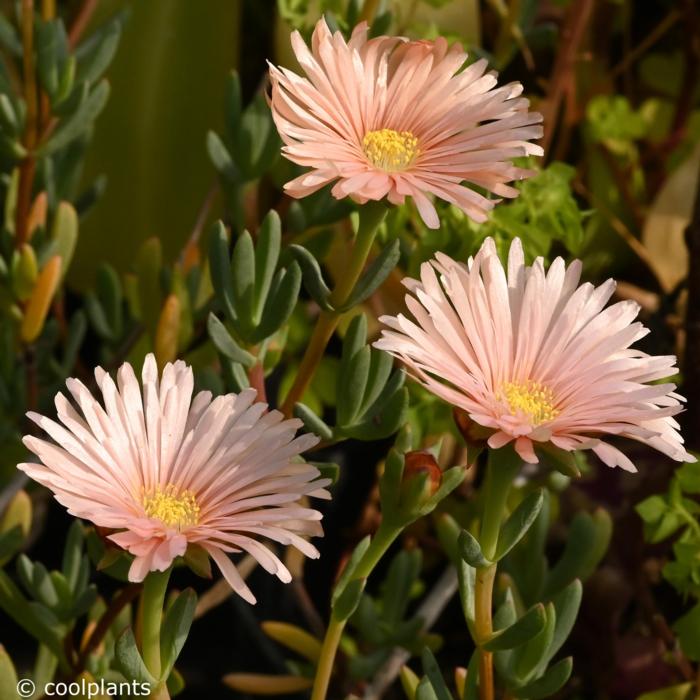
(294, 313, 408, 442)
(348, 550, 437, 680)
(637, 462, 700, 597)
(207, 213, 302, 378)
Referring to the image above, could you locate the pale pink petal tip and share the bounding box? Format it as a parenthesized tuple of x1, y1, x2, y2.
(19, 352, 328, 605)
(376, 237, 692, 472)
(269, 17, 542, 228)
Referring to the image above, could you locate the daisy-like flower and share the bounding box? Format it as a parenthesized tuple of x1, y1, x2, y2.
(268, 18, 543, 229)
(375, 238, 695, 471)
(18, 354, 329, 604)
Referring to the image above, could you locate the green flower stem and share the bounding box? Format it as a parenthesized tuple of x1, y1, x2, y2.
(281, 201, 387, 417)
(310, 520, 401, 700)
(475, 447, 521, 700)
(141, 568, 172, 688)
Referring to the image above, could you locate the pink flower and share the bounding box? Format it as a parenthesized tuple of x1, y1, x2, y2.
(375, 238, 695, 471)
(18, 354, 329, 604)
(268, 18, 542, 229)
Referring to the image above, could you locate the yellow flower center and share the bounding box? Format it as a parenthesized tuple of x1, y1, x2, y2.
(498, 380, 559, 426)
(143, 485, 200, 530)
(363, 128, 419, 171)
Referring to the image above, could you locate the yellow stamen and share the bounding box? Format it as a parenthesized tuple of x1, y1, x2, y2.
(498, 380, 559, 426)
(363, 128, 419, 171)
(143, 484, 200, 530)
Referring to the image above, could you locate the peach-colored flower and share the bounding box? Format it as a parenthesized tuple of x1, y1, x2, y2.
(375, 238, 694, 471)
(268, 19, 542, 229)
(18, 354, 329, 604)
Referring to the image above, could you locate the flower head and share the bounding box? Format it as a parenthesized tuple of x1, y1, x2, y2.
(18, 354, 330, 604)
(268, 18, 543, 229)
(375, 238, 695, 471)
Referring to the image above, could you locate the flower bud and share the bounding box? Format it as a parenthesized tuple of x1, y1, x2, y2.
(402, 450, 442, 502)
(453, 408, 490, 464)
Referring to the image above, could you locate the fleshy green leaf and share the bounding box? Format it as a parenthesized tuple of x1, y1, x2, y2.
(289, 244, 333, 311)
(160, 589, 197, 679)
(115, 627, 157, 686)
(253, 211, 281, 322)
(458, 531, 490, 569)
(332, 536, 371, 607)
(513, 657, 573, 699)
(293, 403, 333, 441)
(495, 490, 544, 561)
(546, 579, 582, 663)
(207, 313, 255, 368)
(333, 577, 366, 621)
(39, 81, 110, 156)
(544, 509, 612, 596)
(208, 221, 236, 323)
(421, 648, 453, 700)
(484, 604, 546, 652)
(252, 263, 301, 343)
(340, 239, 400, 310)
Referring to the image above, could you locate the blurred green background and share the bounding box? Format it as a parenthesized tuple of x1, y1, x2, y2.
(71, 0, 241, 289)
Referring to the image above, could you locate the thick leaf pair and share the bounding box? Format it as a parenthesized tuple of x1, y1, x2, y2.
(290, 236, 399, 314)
(85, 263, 124, 343)
(208, 212, 300, 369)
(295, 314, 408, 442)
(0, 522, 96, 670)
(458, 490, 545, 570)
(206, 71, 279, 232)
(115, 588, 196, 694)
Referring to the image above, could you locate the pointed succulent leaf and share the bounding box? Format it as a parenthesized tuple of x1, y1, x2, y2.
(341, 385, 408, 441)
(484, 604, 547, 652)
(289, 244, 333, 311)
(464, 650, 480, 700)
(160, 589, 197, 679)
(115, 627, 156, 685)
(495, 490, 545, 561)
(208, 221, 236, 323)
(39, 81, 110, 156)
(62, 520, 84, 592)
(358, 349, 393, 417)
(293, 402, 333, 441)
(207, 313, 255, 368)
(415, 678, 440, 700)
(206, 130, 238, 181)
(253, 211, 281, 322)
(261, 621, 322, 662)
(332, 536, 371, 607)
(458, 531, 490, 569)
(251, 262, 301, 343)
(513, 657, 573, 699)
(421, 648, 453, 700)
(514, 602, 556, 682)
(546, 579, 582, 663)
(333, 577, 366, 621)
(544, 509, 612, 596)
(340, 238, 401, 310)
(337, 345, 371, 426)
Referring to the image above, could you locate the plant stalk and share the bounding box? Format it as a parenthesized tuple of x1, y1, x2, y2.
(310, 521, 400, 700)
(16, 0, 39, 249)
(281, 202, 387, 416)
(474, 447, 521, 700)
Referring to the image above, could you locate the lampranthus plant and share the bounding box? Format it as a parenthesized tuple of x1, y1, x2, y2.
(18, 354, 330, 604)
(375, 237, 695, 470)
(269, 18, 543, 228)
